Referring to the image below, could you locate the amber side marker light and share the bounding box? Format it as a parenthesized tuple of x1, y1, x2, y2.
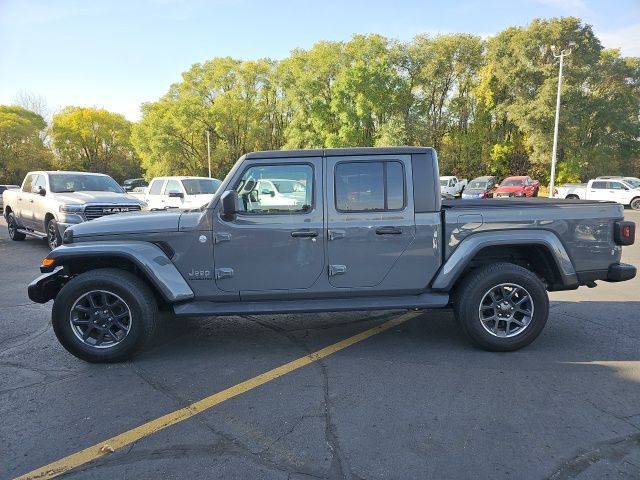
(41, 258, 55, 268)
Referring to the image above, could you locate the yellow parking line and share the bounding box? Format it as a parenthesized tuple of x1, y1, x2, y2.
(15, 311, 419, 480)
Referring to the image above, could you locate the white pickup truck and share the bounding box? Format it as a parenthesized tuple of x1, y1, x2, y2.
(554, 178, 640, 210)
(440, 176, 467, 197)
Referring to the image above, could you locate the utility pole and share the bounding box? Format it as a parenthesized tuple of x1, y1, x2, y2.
(205, 128, 212, 178)
(548, 42, 576, 198)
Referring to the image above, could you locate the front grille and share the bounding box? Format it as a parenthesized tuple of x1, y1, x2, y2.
(84, 204, 141, 221)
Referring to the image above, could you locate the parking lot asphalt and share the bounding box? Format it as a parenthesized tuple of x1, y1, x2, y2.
(1, 212, 639, 480)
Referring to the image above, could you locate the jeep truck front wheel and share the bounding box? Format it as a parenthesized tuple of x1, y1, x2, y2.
(454, 263, 549, 351)
(52, 268, 157, 363)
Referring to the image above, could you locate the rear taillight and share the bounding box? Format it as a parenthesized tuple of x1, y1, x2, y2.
(614, 221, 635, 246)
(553, 188, 558, 196)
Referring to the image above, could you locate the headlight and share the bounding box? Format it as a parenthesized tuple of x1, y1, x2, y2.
(59, 204, 83, 213)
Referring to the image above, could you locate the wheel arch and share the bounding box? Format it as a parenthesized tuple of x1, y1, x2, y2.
(43, 242, 194, 304)
(431, 230, 578, 292)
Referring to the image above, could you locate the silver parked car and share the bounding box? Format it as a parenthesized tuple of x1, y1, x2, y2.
(3, 171, 148, 249)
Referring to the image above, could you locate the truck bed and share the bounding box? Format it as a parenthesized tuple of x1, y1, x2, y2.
(441, 197, 625, 275)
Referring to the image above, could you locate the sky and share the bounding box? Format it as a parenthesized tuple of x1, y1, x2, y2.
(1, 0, 639, 122)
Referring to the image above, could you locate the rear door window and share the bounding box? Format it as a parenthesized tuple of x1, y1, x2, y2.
(335, 161, 405, 212)
(22, 174, 34, 192)
(591, 181, 607, 189)
(148, 180, 164, 195)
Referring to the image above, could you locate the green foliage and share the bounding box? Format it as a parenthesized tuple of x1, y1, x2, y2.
(50, 107, 140, 182)
(135, 18, 639, 183)
(0, 105, 52, 184)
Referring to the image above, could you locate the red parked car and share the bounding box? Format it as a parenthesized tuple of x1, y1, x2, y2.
(494, 176, 540, 198)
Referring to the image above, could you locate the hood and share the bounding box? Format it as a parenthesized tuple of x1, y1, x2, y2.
(495, 185, 525, 193)
(464, 188, 489, 195)
(53, 191, 143, 205)
(69, 210, 183, 238)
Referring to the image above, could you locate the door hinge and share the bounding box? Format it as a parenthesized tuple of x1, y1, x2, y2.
(214, 232, 232, 243)
(329, 265, 347, 276)
(215, 268, 234, 280)
(328, 229, 345, 241)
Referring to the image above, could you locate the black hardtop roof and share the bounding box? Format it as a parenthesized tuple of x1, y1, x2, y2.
(245, 146, 434, 159)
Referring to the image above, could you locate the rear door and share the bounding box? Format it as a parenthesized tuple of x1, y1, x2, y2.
(213, 158, 325, 295)
(19, 174, 37, 229)
(326, 155, 416, 288)
(146, 179, 165, 210)
(588, 181, 609, 201)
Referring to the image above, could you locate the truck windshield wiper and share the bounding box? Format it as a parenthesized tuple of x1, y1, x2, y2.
(55, 189, 75, 193)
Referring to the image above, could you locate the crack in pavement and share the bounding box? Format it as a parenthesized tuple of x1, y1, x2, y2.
(246, 314, 363, 480)
(548, 433, 640, 479)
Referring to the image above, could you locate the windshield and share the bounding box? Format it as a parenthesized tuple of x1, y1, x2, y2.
(468, 181, 488, 189)
(501, 179, 524, 186)
(181, 178, 221, 195)
(49, 174, 124, 193)
(625, 179, 640, 188)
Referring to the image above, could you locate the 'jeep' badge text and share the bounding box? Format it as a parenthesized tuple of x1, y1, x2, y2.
(188, 269, 212, 280)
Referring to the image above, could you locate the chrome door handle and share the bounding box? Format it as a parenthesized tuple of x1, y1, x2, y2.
(291, 229, 318, 238)
(375, 226, 402, 235)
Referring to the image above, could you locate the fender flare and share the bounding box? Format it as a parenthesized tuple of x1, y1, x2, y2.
(431, 229, 578, 291)
(43, 241, 194, 303)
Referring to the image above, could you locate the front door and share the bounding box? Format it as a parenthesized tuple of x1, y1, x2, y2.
(326, 155, 416, 288)
(213, 158, 325, 295)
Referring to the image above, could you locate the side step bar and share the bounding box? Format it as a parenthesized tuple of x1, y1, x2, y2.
(17, 229, 47, 239)
(172, 292, 450, 317)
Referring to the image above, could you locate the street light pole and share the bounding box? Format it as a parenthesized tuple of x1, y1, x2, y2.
(548, 43, 575, 198)
(205, 128, 212, 178)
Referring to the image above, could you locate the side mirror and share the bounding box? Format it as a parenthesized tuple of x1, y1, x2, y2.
(220, 190, 238, 221)
(168, 191, 184, 198)
(32, 186, 46, 196)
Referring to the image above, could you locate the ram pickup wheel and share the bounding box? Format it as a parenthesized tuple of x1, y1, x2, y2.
(7, 212, 26, 241)
(46, 218, 62, 250)
(454, 263, 549, 351)
(630, 197, 640, 210)
(52, 268, 158, 363)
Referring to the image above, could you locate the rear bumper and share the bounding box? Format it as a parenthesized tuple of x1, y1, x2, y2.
(576, 263, 637, 285)
(28, 267, 64, 303)
(606, 262, 637, 282)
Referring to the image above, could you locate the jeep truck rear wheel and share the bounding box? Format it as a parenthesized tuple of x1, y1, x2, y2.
(52, 268, 157, 363)
(454, 263, 549, 351)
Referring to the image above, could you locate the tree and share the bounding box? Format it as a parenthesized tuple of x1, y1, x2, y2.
(50, 107, 141, 182)
(0, 105, 52, 184)
(133, 57, 287, 179)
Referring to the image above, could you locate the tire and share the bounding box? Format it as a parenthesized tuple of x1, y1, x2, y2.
(630, 197, 640, 211)
(52, 268, 158, 363)
(7, 212, 26, 241)
(454, 263, 549, 351)
(566, 195, 579, 200)
(46, 218, 62, 250)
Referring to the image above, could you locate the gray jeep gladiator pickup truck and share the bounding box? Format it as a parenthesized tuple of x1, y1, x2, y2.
(27, 147, 637, 363)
